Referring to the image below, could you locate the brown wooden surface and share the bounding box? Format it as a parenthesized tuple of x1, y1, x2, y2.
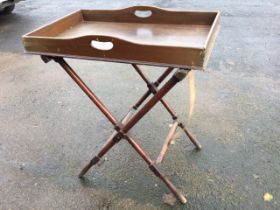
(22, 6, 220, 69)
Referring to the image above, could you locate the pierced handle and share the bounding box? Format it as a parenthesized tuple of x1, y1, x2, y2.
(90, 40, 113, 51)
(134, 10, 152, 18)
(122, 5, 169, 18)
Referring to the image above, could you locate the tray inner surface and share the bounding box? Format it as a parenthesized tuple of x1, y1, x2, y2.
(56, 21, 211, 48)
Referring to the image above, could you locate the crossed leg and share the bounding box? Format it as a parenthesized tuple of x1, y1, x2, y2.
(130, 64, 202, 164)
(44, 56, 201, 204)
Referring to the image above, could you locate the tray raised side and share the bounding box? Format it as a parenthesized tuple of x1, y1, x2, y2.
(22, 6, 220, 69)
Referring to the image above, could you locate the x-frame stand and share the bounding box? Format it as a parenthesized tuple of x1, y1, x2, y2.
(41, 55, 202, 204)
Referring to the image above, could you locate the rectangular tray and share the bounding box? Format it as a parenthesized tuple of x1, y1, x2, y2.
(22, 6, 220, 69)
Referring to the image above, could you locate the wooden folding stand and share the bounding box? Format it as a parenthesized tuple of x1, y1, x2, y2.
(22, 6, 220, 204)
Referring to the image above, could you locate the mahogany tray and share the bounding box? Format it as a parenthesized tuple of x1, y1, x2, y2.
(22, 6, 220, 69)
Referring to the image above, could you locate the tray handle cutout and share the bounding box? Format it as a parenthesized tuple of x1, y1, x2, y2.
(134, 10, 152, 18)
(91, 40, 113, 51)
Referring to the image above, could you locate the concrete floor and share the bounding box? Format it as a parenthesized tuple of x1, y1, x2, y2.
(0, 0, 279, 209)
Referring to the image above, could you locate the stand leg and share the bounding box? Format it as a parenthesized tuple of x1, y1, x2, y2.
(79, 131, 120, 178)
(54, 57, 118, 125)
(156, 121, 178, 164)
(132, 64, 202, 149)
(79, 107, 136, 178)
(45, 56, 191, 204)
(125, 135, 187, 204)
(79, 69, 189, 177)
(132, 64, 177, 119)
(133, 67, 174, 109)
(122, 69, 189, 134)
(179, 123, 202, 150)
